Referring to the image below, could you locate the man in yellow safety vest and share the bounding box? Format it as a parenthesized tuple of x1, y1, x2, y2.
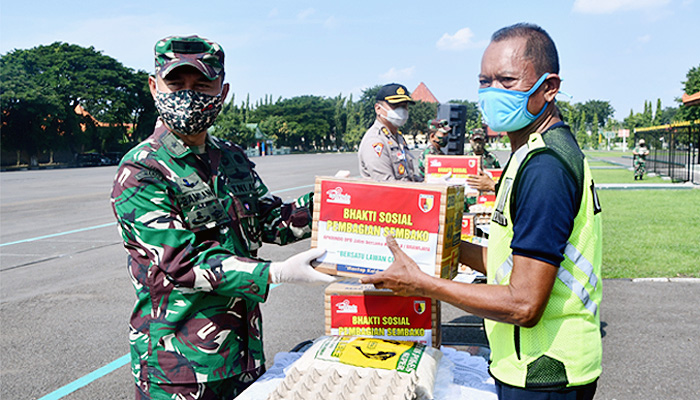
(362, 23, 602, 400)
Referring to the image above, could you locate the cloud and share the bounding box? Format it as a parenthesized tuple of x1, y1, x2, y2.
(637, 34, 652, 43)
(436, 27, 479, 51)
(324, 16, 339, 29)
(297, 7, 315, 20)
(268, 8, 279, 18)
(380, 66, 415, 81)
(573, 0, 670, 14)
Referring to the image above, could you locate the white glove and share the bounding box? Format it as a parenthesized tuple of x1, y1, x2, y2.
(269, 248, 336, 285)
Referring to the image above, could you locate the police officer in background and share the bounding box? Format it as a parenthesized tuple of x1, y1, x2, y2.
(418, 119, 450, 178)
(358, 83, 422, 181)
(363, 23, 602, 400)
(111, 35, 334, 400)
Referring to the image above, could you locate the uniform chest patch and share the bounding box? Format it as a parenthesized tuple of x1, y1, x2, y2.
(372, 143, 384, 157)
(398, 164, 405, 175)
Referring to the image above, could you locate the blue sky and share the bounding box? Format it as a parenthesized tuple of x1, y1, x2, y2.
(1, 0, 698, 119)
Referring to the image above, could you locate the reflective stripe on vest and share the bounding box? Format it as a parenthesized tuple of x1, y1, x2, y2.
(490, 242, 599, 316)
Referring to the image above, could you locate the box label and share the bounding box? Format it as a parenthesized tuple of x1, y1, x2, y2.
(329, 294, 433, 345)
(316, 180, 441, 276)
(425, 155, 480, 194)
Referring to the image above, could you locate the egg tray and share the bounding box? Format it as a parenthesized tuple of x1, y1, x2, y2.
(266, 366, 418, 400)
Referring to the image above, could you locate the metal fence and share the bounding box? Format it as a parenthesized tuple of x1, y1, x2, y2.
(634, 121, 700, 184)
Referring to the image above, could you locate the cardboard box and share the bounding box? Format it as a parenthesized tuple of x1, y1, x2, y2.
(312, 177, 463, 279)
(424, 155, 480, 196)
(461, 212, 475, 242)
(325, 279, 441, 348)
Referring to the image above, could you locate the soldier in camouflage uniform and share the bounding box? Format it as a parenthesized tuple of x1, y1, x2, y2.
(465, 128, 501, 210)
(111, 35, 334, 400)
(418, 119, 450, 178)
(632, 139, 649, 180)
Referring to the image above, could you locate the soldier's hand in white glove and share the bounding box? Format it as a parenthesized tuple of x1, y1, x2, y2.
(269, 248, 336, 285)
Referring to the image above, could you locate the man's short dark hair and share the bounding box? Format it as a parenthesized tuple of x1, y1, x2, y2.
(491, 23, 559, 76)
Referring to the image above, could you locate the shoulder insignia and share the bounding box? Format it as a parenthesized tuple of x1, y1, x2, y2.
(160, 131, 188, 156)
(135, 169, 163, 182)
(372, 142, 384, 157)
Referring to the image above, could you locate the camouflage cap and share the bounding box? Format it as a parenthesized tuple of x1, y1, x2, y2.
(470, 128, 486, 140)
(376, 83, 415, 104)
(154, 35, 224, 80)
(428, 119, 451, 134)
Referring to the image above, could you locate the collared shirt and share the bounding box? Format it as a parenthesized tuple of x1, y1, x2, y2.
(358, 119, 422, 182)
(111, 120, 313, 385)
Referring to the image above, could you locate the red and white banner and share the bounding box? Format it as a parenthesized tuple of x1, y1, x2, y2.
(316, 180, 442, 276)
(329, 294, 433, 344)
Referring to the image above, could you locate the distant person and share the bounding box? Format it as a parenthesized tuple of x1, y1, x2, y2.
(362, 23, 603, 400)
(110, 35, 333, 400)
(358, 83, 422, 181)
(632, 138, 650, 180)
(418, 118, 450, 178)
(466, 128, 501, 193)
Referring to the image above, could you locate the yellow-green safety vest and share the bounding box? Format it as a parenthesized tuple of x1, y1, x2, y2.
(486, 126, 603, 389)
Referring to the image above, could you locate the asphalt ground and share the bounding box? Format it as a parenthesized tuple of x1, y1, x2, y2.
(1, 150, 698, 400)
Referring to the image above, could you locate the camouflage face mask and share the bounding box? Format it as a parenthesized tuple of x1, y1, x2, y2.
(154, 89, 224, 136)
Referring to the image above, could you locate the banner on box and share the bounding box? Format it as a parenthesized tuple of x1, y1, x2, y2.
(316, 180, 441, 276)
(425, 155, 480, 194)
(329, 295, 432, 345)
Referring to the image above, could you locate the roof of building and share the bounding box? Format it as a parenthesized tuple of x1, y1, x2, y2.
(411, 82, 439, 103)
(682, 91, 700, 107)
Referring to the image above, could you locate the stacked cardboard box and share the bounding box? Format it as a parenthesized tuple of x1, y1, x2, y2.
(325, 279, 441, 348)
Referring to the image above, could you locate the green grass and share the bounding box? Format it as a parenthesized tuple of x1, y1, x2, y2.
(590, 168, 667, 184)
(597, 190, 700, 278)
(584, 150, 630, 158)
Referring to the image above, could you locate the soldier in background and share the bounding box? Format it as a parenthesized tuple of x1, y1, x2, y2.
(466, 128, 501, 208)
(358, 83, 422, 181)
(111, 35, 333, 400)
(418, 118, 450, 178)
(468, 128, 501, 169)
(632, 138, 650, 180)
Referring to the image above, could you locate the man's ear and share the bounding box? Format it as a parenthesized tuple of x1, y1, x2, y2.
(221, 82, 230, 99)
(543, 74, 561, 103)
(148, 75, 158, 99)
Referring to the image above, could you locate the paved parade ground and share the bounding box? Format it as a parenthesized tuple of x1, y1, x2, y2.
(1, 151, 698, 400)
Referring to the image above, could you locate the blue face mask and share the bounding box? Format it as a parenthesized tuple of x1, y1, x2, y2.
(478, 73, 550, 132)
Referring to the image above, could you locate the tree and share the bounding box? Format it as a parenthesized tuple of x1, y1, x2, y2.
(579, 100, 614, 131)
(210, 98, 253, 146)
(252, 95, 334, 151)
(343, 94, 364, 150)
(678, 64, 700, 122)
(358, 85, 381, 129)
(1, 42, 153, 163)
(405, 101, 438, 143)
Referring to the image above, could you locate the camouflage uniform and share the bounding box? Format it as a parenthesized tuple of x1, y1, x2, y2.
(633, 145, 649, 179)
(418, 143, 443, 177)
(111, 120, 312, 389)
(464, 149, 501, 210)
(467, 149, 501, 169)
